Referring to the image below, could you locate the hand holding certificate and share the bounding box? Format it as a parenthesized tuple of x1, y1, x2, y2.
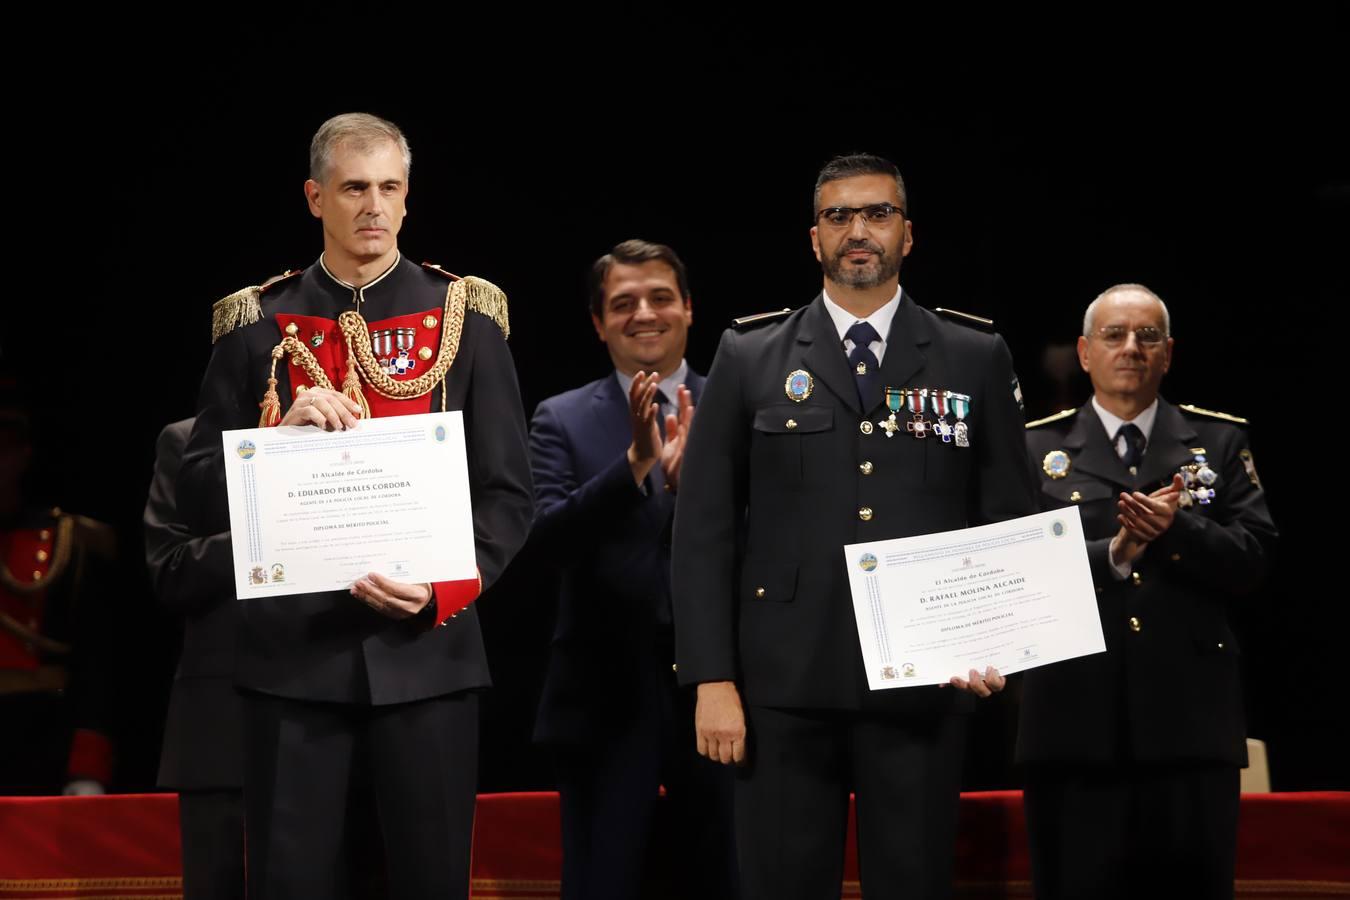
(221, 412, 475, 599)
(845, 508, 1105, 690)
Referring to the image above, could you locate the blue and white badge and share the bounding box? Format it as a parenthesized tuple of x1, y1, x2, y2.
(385, 348, 417, 376)
(1042, 450, 1071, 479)
(1179, 452, 1217, 505)
(785, 369, 814, 402)
(373, 327, 417, 375)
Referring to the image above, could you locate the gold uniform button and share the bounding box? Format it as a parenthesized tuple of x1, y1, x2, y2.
(786, 419, 798, 429)
(860, 420, 874, 435)
(671, 663, 679, 673)
(35, 550, 49, 563)
(1170, 553, 1181, 562)
(1069, 491, 1082, 502)
(32, 570, 42, 581)
(754, 587, 766, 599)
(1129, 616, 1141, 633)
(859, 461, 874, 475)
(418, 347, 433, 361)
(423, 315, 438, 329)
(39, 529, 51, 542)
(1217, 643, 1224, 650)
(285, 322, 299, 336)
(1131, 571, 1142, 586)
(858, 507, 874, 522)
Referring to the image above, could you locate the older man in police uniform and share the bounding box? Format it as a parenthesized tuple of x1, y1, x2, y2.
(1018, 284, 1278, 900)
(672, 153, 1039, 900)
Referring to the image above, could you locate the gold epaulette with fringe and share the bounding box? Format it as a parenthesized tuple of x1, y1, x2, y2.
(1178, 404, 1249, 425)
(210, 270, 301, 344)
(732, 308, 793, 329)
(211, 286, 262, 344)
(423, 263, 510, 339)
(1025, 408, 1078, 429)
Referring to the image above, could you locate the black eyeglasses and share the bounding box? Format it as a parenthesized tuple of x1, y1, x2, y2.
(816, 203, 906, 228)
(1089, 325, 1168, 347)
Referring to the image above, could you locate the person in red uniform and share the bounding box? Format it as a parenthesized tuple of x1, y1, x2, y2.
(177, 112, 533, 899)
(0, 371, 116, 795)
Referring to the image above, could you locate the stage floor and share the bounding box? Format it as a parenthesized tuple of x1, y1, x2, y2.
(1, 791, 1346, 898)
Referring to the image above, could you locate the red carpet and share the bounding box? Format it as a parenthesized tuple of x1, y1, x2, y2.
(1, 791, 1346, 898)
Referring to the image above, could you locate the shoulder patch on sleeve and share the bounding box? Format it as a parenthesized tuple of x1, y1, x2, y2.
(1239, 448, 1262, 488)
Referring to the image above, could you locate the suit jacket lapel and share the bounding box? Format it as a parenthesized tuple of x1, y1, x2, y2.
(800, 296, 862, 415)
(1063, 402, 1134, 487)
(591, 374, 633, 458)
(873, 291, 929, 415)
(1137, 398, 1199, 490)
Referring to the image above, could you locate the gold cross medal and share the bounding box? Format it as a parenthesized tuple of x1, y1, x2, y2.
(878, 388, 905, 437)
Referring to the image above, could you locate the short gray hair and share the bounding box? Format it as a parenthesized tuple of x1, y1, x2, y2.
(1083, 283, 1171, 336)
(309, 113, 411, 183)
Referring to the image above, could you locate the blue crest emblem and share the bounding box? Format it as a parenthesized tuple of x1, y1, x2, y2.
(858, 552, 878, 573)
(236, 440, 256, 460)
(784, 369, 814, 402)
(1042, 450, 1071, 480)
(434, 424, 447, 443)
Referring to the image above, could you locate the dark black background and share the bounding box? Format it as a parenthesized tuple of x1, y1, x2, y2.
(10, 27, 1345, 792)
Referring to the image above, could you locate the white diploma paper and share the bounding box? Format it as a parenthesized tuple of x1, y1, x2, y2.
(844, 508, 1105, 689)
(222, 412, 475, 598)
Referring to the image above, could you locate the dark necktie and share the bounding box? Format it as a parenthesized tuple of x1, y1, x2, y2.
(1116, 422, 1146, 473)
(845, 321, 882, 410)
